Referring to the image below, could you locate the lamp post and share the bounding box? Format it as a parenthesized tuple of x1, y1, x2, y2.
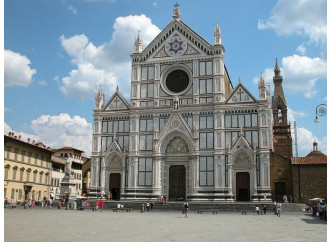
(314, 104, 327, 123)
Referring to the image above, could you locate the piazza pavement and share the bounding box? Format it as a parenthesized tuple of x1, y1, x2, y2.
(4, 206, 327, 242)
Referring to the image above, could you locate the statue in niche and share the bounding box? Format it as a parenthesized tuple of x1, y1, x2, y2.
(173, 96, 179, 110)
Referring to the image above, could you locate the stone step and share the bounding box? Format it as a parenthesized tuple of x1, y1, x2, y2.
(89, 201, 305, 212)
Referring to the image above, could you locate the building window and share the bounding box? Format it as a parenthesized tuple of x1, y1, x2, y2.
(21, 151, 26, 162)
(199, 115, 214, 129)
(12, 167, 18, 180)
(199, 156, 214, 186)
(139, 135, 153, 151)
(34, 154, 38, 165)
(199, 79, 213, 94)
(139, 119, 153, 132)
(102, 120, 130, 133)
(6, 146, 11, 159)
(225, 156, 228, 187)
(28, 152, 32, 164)
(199, 132, 214, 149)
(138, 158, 153, 186)
(125, 158, 128, 186)
(33, 171, 38, 183)
(159, 117, 168, 130)
(26, 169, 31, 182)
(19, 189, 23, 200)
(45, 173, 49, 185)
(4, 165, 10, 179)
(40, 156, 44, 167)
(140, 83, 154, 98)
(225, 113, 258, 128)
(20, 168, 25, 182)
(141, 66, 154, 80)
(11, 189, 15, 199)
(39, 173, 43, 184)
(199, 61, 213, 76)
(182, 115, 193, 129)
(256, 155, 260, 186)
(14, 148, 19, 161)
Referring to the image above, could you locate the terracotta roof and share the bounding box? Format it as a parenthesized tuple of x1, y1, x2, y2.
(291, 156, 327, 165)
(55, 146, 84, 152)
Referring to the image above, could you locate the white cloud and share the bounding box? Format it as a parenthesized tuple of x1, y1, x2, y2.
(38, 80, 48, 86)
(296, 44, 306, 55)
(296, 127, 327, 156)
(255, 55, 326, 98)
(258, 0, 327, 45)
(5, 114, 93, 156)
(287, 107, 306, 123)
(67, 5, 77, 15)
(4, 50, 37, 87)
(59, 15, 161, 102)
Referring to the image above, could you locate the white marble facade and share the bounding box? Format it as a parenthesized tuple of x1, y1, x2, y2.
(89, 5, 272, 202)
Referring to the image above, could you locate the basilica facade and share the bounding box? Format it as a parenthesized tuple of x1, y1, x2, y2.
(89, 5, 273, 202)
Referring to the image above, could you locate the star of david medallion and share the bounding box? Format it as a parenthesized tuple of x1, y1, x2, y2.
(165, 37, 187, 56)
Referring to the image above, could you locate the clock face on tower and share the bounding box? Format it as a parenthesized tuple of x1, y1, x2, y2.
(165, 36, 187, 56)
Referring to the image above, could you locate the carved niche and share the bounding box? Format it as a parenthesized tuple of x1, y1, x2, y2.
(234, 151, 251, 165)
(165, 136, 189, 154)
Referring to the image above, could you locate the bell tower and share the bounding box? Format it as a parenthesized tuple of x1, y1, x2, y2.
(272, 58, 292, 157)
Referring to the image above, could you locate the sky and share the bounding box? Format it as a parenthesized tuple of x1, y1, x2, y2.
(3, 0, 328, 157)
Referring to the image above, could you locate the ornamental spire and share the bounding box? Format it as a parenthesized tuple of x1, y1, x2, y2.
(274, 58, 281, 77)
(134, 31, 143, 53)
(214, 23, 221, 45)
(173, 2, 180, 20)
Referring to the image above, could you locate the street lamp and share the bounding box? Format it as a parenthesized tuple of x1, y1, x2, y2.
(314, 104, 327, 123)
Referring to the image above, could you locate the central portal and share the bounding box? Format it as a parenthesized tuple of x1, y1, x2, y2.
(169, 165, 186, 201)
(109, 173, 121, 200)
(236, 172, 250, 201)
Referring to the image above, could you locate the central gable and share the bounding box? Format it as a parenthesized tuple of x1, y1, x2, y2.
(142, 20, 213, 62)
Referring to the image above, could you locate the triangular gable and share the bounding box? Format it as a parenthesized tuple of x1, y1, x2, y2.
(225, 82, 257, 104)
(142, 19, 213, 61)
(103, 88, 130, 111)
(105, 140, 123, 157)
(231, 133, 254, 153)
(158, 112, 194, 146)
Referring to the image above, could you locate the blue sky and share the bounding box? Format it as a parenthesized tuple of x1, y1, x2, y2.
(3, 0, 327, 157)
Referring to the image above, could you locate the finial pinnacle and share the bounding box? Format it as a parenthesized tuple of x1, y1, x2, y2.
(239, 77, 242, 83)
(116, 86, 119, 91)
(274, 58, 281, 76)
(173, 2, 180, 20)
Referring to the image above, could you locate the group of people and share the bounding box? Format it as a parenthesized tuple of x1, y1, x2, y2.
(255, 204, 267, 215)
(94, 199, 104, 212)
(282, 194, 293, 203)
(155, 195, 167, 205)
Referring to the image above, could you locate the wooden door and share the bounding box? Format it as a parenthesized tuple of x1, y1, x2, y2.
(109, 173, 121, 200)
(169, 165, 186, 200)
(236, 172, 250, 201)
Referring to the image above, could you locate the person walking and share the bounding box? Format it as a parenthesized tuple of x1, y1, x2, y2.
(99, 199, 104, 212)
(183, 201, 189, 218)
(276, 203, 282, 217)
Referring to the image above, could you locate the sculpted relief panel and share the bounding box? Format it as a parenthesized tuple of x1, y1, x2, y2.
(165, 136, 189, 154)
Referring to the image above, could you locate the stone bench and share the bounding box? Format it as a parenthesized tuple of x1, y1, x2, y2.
(196, 210, 218, 214)
(113, 208, 132, 212)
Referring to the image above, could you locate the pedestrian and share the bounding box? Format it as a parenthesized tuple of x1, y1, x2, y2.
(99, 199, 104, 212)
(95, 201, 99, 211)
(183, 201, 189, 218)
(262, 204, 267, 214)
(146, 202, 150, 211)
(276, 203, 282, 217)
(255, 206, 260, 215)
(289, 195, 293, 203)
(32, 200, 35, 208)
(273, 201, 277, 215)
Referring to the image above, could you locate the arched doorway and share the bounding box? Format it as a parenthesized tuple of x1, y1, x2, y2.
(169, 165, 186, 201)
(109, 173, 121, 200)
(236, 172, 250, 201)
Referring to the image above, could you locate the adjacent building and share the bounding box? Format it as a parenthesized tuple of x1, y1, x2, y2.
(291, 141, 327, 203)
(82, 156, 91, 195)
(90, 5, 273, 202)
(4, 132, 53, 203)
